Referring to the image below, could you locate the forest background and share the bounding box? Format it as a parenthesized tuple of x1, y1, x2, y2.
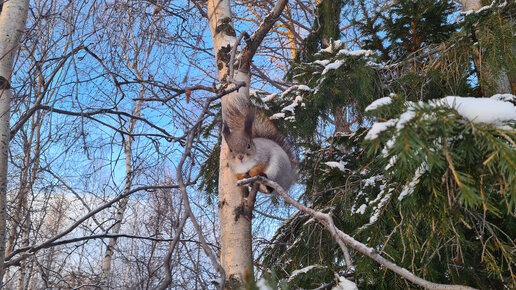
(0, 0, 514, 289)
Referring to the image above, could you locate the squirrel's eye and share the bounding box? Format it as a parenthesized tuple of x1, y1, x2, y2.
(247, 144, 251, 149)
(229, 148, 233, 153)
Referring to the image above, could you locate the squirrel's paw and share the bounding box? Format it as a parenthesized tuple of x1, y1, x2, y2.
(234, 173, 247, 180)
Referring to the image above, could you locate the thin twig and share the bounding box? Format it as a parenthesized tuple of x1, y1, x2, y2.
(228, 31, 249, 84)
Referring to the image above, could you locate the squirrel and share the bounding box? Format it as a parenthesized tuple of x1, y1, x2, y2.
(222, 105, 297, 194)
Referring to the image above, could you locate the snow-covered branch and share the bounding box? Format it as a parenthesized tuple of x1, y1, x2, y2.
(238, 176, 478, 290)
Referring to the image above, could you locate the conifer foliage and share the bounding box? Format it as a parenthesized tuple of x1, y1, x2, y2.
(258, 0, 516, 289)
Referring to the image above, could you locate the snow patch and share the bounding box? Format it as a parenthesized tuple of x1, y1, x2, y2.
(369, 189, 392, 225)
(297, 85, 312, 91)
(322, 40, 343, 53)
(354, 204, 367, 215)
(322, 60, 345, 75)
(364, 175, 382, 187)
(364, 119, 397, 140)
(262, 93, 277, 103)
(270, 112, 285, 119)
(324, 161, 348, 172)
(365, 97, 392, 112)
(289, 265, 321, 281)
(281, 86, 297, 97)
(282, 95, 304, 113)
(313, 60, 331, 66)
(332, 276, 358, 290)
(442, 96, 516, 124)
(359, 186, 392, 230)
(398, 163, 428, 201)
(337, 49, 374, 57)
(397, 109, 416, 130)
(285, 116, 296, 122)
(385, 155, 398, 171)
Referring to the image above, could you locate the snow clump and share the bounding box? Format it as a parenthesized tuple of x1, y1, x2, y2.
(365, 96, 392, 112)
(441, 96, 516, 124)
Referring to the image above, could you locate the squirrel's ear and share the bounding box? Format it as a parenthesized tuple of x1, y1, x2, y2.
(222, 121, 231, 140)
(244, 109, 255, 137)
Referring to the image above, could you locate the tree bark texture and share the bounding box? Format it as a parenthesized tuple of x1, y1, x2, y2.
(208, 1, 253, 287)
(207, 0, 289, 287)
(0, 0, 29, 284)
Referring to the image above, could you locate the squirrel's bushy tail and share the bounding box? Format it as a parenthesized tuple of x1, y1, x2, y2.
(224, 104, 297, 167)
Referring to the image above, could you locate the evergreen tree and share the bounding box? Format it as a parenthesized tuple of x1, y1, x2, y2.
(258, 0, 516, 289)
(295, 0, 345, 64)
(362, 0, 457, 61)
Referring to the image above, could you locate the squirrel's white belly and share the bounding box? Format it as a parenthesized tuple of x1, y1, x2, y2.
(254, 138, 295, 191)
(229, 159, 256, 174)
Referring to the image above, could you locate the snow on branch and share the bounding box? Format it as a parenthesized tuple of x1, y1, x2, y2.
(238, 176, 478, 290)
(439, 96, 516, 124)
(365, 96, 393, 112)
(461, 0, 508, 16)
(365, 94, 516, 142)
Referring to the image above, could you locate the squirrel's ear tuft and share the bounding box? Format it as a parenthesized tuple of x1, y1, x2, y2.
(244, 108, 255, 136)
(222, 121, 231, 140)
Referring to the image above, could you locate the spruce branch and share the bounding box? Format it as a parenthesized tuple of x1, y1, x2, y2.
(238, 176, 478, 290)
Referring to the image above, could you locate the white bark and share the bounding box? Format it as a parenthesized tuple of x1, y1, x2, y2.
(0, 0, 30, 283)
(208, 1, 288, 286)
(208, 1, 253, 286)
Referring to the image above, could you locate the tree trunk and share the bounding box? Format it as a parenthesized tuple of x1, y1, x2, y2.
(101, 88, 144, 285)
(0, 0, 30, 283)
(334, 107, 351, 135)
(463, 0, 513, 95)
(207, 1, 253, 288)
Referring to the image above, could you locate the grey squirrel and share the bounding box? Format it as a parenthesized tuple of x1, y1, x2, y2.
(222, 106, 296, 194)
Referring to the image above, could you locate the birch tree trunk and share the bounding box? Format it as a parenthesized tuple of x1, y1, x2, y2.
(15, 114, 42, 290)
(0, 0, 30, 283)
(101, 89, 144, 285)
(207, 1, 288, 288)
(101, 8, 157, 281)
(4, 64, 45, 287)
(207, 1, 253, 287)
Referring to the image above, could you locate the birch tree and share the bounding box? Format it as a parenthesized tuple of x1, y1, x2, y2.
(100, 4, 156, 283)
(0, 0, 30, 283)
(207, 0, 288, 287)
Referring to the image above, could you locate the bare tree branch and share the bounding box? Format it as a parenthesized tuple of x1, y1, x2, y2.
(240, 0, 289, 71)
(4, 184, 187, 267)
